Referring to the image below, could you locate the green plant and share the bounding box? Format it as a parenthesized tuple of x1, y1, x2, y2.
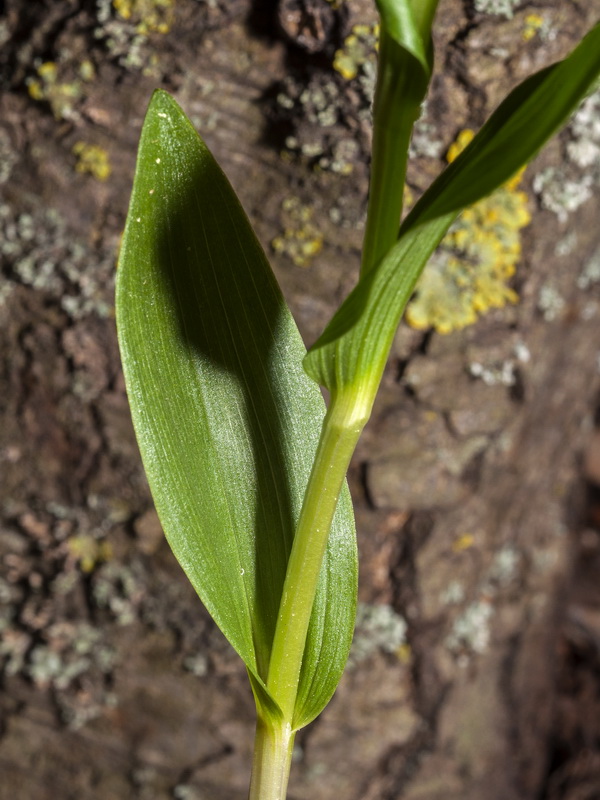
(116, 3, 600, 798)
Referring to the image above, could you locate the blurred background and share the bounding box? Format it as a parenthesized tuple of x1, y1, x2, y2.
(1, 1, 600, 798)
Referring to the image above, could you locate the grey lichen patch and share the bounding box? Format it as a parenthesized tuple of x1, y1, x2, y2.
(409, 101, 444, 160)
(0, 202, 114, 319)
(182, 652, 209, 677)
(533, 167, 593, 223)
(272, 65, 371, 175)
(348, 602, 407, 667)
(466, 340, 529, 388)
(567, 89, 600, 170)
(0, 128, 18, 185)
(92, 562, 143, 626)
(27, 622, 116, 690)
(446, 543, 522, 660)
(447, 598, 494, 655)
(488, 544, 520, 587)
(555, 231, 578, 257)
(0, 510, 122, 729)
(468, 359, 516, 387)
(440, 580, 466, 606)
(22, 622, 117, 729)
(578, 245, 600, 291)
(533, 89, 600, 222)
(537, 283, 566, 322)
(473, 0, 521, 18)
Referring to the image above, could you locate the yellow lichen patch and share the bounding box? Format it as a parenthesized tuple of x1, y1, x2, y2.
(522, 13, 545, 41)
(271, 197, 323, 268)
(446, 128, 475, 163)
(27, 60, 95, 121)
(398, 642, 412, 664)
(72, 142, 112, 182)
(113, 0, 175, 35)
(406, 130, 531, 334)
(78, 59, 96, 82)
(68, 534, 112, 573)
(403, 183, 415, 211)
(333, 23, 379, 81)
(452, 533, 475, 553)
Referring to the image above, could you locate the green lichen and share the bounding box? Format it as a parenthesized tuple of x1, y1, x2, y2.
(72, 142, 113, 182)
(94, 0, 169, 74)
(113, 0, 175, 34)
(68, 534, 113, 573)
(271, 197, 324, 267)
(406, 130, 531, 334)
(26, 60, 96, 121)
(521, 13, 552, 42)
(333, 23, 379, 82)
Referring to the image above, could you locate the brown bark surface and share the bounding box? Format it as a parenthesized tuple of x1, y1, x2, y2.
(1, 2, 600, 799)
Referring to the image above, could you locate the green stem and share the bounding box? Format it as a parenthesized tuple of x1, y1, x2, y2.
(360, 30, 423, 277)
(248, 716, 295, 800)
(266, 390, 368, 723)
(361, 0, 440, 277)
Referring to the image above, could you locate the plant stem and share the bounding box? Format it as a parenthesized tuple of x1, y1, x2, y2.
(248, 716, 295, 800)
(361, 0, 440, 277)
(360, 28, 422, 277)
(266, 390, 369, 723)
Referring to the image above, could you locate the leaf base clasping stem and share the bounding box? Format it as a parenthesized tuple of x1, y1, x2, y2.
(248, 387, 375, 797)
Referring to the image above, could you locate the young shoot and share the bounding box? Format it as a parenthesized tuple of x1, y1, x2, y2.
(116, 3, 600, 798)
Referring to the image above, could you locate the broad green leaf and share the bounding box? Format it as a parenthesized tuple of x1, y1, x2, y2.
(116, 90, 357, 726)
(305, 22, 600, 395)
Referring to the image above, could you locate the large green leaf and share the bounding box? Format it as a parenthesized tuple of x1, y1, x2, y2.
(305, 22, 600, 394)
(116, 90, 357, 726)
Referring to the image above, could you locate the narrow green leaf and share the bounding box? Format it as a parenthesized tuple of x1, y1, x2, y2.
(411, 24, 600, 223)
(116, 90, 357, 723)
(305, 22, 600, 395)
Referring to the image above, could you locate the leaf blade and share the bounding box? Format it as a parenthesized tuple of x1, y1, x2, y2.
(116, 90, 357, 722)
